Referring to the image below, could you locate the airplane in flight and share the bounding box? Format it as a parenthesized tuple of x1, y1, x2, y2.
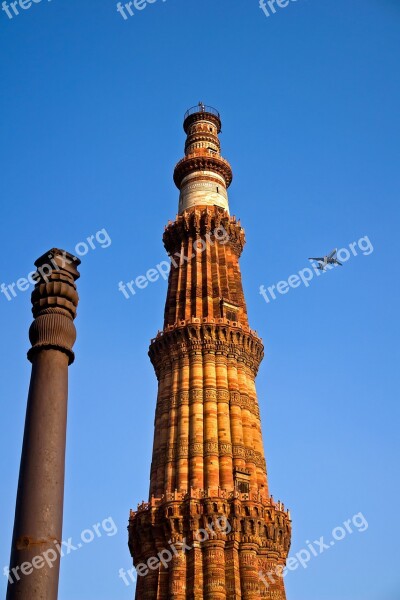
(309, 249, 343, 271)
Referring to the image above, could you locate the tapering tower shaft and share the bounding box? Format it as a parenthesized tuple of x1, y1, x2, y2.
(149, 208, 268, 499)
(129, 105, 291, 600)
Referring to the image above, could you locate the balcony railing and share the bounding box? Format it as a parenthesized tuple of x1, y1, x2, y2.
(184, 103, 220, 120)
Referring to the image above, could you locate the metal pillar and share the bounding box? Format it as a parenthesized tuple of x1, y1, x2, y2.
(6, 249, 80, 600)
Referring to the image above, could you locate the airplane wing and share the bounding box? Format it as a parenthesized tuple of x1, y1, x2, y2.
(335, 259, 343, 266)
(328, 249, 337, 259)
(309, 257, 324, 262)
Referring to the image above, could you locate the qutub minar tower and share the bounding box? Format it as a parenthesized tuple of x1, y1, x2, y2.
(128, 104, 291, 599)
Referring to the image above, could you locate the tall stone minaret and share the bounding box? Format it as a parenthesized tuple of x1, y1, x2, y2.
(129, 104, 291, 600)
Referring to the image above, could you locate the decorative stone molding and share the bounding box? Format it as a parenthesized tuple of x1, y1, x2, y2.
(204, 389, 217, 400)
(174, 153, 233, 190)
(189, 389, 204, 402)
(218, 442, 233, 456)
(176, 441, 189, 458)
(163, 205, 245, 257)
(217, 389, 230, 402)
(129, 492, 291, 597)
(189, 442, 204, 457)
(232, 444, 246, 459)
(178, 392, 190, 406)
(149, 324, 264, 377)
(204, 441, 219, 456)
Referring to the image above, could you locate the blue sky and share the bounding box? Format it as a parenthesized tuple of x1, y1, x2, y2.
(0, 0, 399, 598)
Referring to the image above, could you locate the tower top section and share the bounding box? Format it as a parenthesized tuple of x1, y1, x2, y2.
(174, 102, 233, 215)
(183, 103, 221, 133)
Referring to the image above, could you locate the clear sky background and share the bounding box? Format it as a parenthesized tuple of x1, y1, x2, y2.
(1, 1, 399, 599)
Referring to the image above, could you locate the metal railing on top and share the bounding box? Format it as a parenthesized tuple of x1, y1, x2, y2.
(184, 103, 220, 120)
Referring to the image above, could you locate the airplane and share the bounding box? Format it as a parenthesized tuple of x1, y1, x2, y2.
(309, 249, 343, 271)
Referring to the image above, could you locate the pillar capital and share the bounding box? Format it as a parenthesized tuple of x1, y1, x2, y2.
(28, 248, 80, 365)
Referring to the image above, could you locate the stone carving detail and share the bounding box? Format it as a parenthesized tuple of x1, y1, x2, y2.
(166, 444, 176, 462)
(254, 452, 267, 469)
(230, 391, 241, 405)
(217, 389, 230, 402)
(150, 324, 264, 378)
(218, 442, 233, 456)
(240, 394, 252, 411)
(232, 444, 246, 458)
(178, 392, 189, 405)
(189, 442, 204, 457)
(189, 389, 203, 402)
(163, 206, 245, 257)
(204, 441, 219, 456)
(177, 440, 189, 458)
(204, 389, 217, 400)
(245, 448, 256, 461)
(129, 492, 291, 599)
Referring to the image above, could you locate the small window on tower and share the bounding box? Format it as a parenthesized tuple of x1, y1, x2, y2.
(221, 299, 239, 322)
(234, 469, 250, 495)
(238, 480, 250, 494)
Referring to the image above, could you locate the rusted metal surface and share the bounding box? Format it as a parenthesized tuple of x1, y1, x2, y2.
(6, 250, 80, 600)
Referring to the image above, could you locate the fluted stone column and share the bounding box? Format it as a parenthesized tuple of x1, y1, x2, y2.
(228, 356, 246, 473)
(203, 351, 219, 490)
(258, 556, 287, 600)
(203, 540, 226, 600)
(7, 249, 80, 600)
(169, 551, 187, 600)
(225, 540, 241, 600)
(176, 355, 190, 491)
(187, 540, 203, 599)
(189, 352, 204, 490)
(237, 361, 256, 489)
(240, 544, 260, 600)
(216, 354, 234, 489)
(154, 365, 172, 497)
(165, 359, 180, 494)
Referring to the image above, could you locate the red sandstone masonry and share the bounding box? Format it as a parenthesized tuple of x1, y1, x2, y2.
(129, 108, 291, 599)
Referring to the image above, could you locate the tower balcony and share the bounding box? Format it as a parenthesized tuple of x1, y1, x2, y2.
(130, 488, 291, 518)
(184, 104, 220, 120)
(173, 149, 233, 189)
(183, 103, 222, 133)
